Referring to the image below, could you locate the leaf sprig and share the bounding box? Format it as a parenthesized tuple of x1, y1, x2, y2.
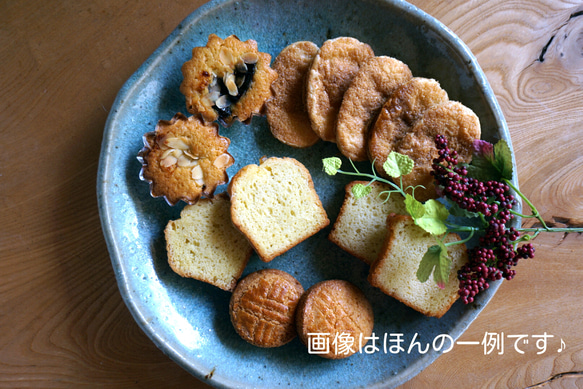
(323, 152, 457, 288)
(324, 137, 583, 301)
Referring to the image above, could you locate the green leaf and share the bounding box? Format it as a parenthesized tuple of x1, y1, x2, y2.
(493, 139, 513, 180)
(383, 151, 414, 178)
(417, 244, 440, 283)
(405, 195, 449, 235)
(405, 194, 425, 220)
(417, 200, 449, 235)
(416, 241, 451, 288)
(464, 158, 500, 182)
(323, 157, 342, 175)
(466, 139, 513, 182)
(352, 183, 372, 199)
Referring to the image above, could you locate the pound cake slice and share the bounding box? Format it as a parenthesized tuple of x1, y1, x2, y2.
(368, 214, 468, 318)
(328, 181, 407, 264)
(165, 194, 253, 292)
(229, 157, 329, 262)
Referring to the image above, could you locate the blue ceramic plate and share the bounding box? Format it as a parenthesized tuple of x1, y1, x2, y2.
(97, 0, 518, 387)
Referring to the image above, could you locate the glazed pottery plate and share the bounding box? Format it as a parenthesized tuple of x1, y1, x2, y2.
(97, 0, 518, 387)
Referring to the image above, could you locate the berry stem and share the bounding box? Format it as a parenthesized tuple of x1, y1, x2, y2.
(503, 178, 550, 230)
(519, 227, 583, 233)
(444, 228, 476, 247)
(503, 178, 583, 235)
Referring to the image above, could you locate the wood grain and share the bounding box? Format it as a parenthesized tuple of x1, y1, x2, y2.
(0, 0, 581, 388)
(404, 1, 583, 387)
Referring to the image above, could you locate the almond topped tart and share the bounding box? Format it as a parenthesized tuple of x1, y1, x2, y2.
(138, 113, 234, 205)
(180, 34, 278, 126)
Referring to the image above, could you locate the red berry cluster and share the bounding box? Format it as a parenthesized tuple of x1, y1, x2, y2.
(431, 135, 535, 304)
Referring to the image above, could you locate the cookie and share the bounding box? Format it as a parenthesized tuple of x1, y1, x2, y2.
(266, 41, 320, 148)
(296, 280, 374, 359)
(137, 113, 234, 205)
(396, 101, 481, 201)
(368, 77, 448, 176)
(306, 37, 374, 142)
(180, 34, 278, 126)
(229, 269, 304, 347)
(336, 56, 412, 161)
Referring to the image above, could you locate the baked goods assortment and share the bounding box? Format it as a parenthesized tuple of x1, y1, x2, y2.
(135, 33, 485, 357)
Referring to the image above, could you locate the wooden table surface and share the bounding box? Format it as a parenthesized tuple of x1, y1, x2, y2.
(2, 0, 582, 387)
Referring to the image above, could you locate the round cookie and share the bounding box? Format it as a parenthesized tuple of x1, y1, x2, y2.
(306, 37, 375, 142)
(229, 269, 304, 348)
(296, 280, 374, 359)
(266, 41, 320, 148)
(180, 34, 278, 126)
(336, 56, 412, 161)
(137, 113, 234, 205)
(368, 77, 448, 176)
(397, 100, 481, 201)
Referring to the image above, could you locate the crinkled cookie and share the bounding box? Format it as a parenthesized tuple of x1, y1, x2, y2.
(368, 77, 448, 176)
(229, 269, 304, 347)
(306, 37, 374, 142)
(296, 280, 374, 359)
(336, 56, 412, 161)
(266, 41, 320, 148)
(180, 34, 278, 126)
(138, 113, 234, 205)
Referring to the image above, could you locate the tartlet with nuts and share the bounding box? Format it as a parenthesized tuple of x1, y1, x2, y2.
(180, 34, 278, 126)
(138, 113, 234, 205)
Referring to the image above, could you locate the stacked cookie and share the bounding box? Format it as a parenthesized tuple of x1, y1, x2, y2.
(266, 37, 480, 202)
